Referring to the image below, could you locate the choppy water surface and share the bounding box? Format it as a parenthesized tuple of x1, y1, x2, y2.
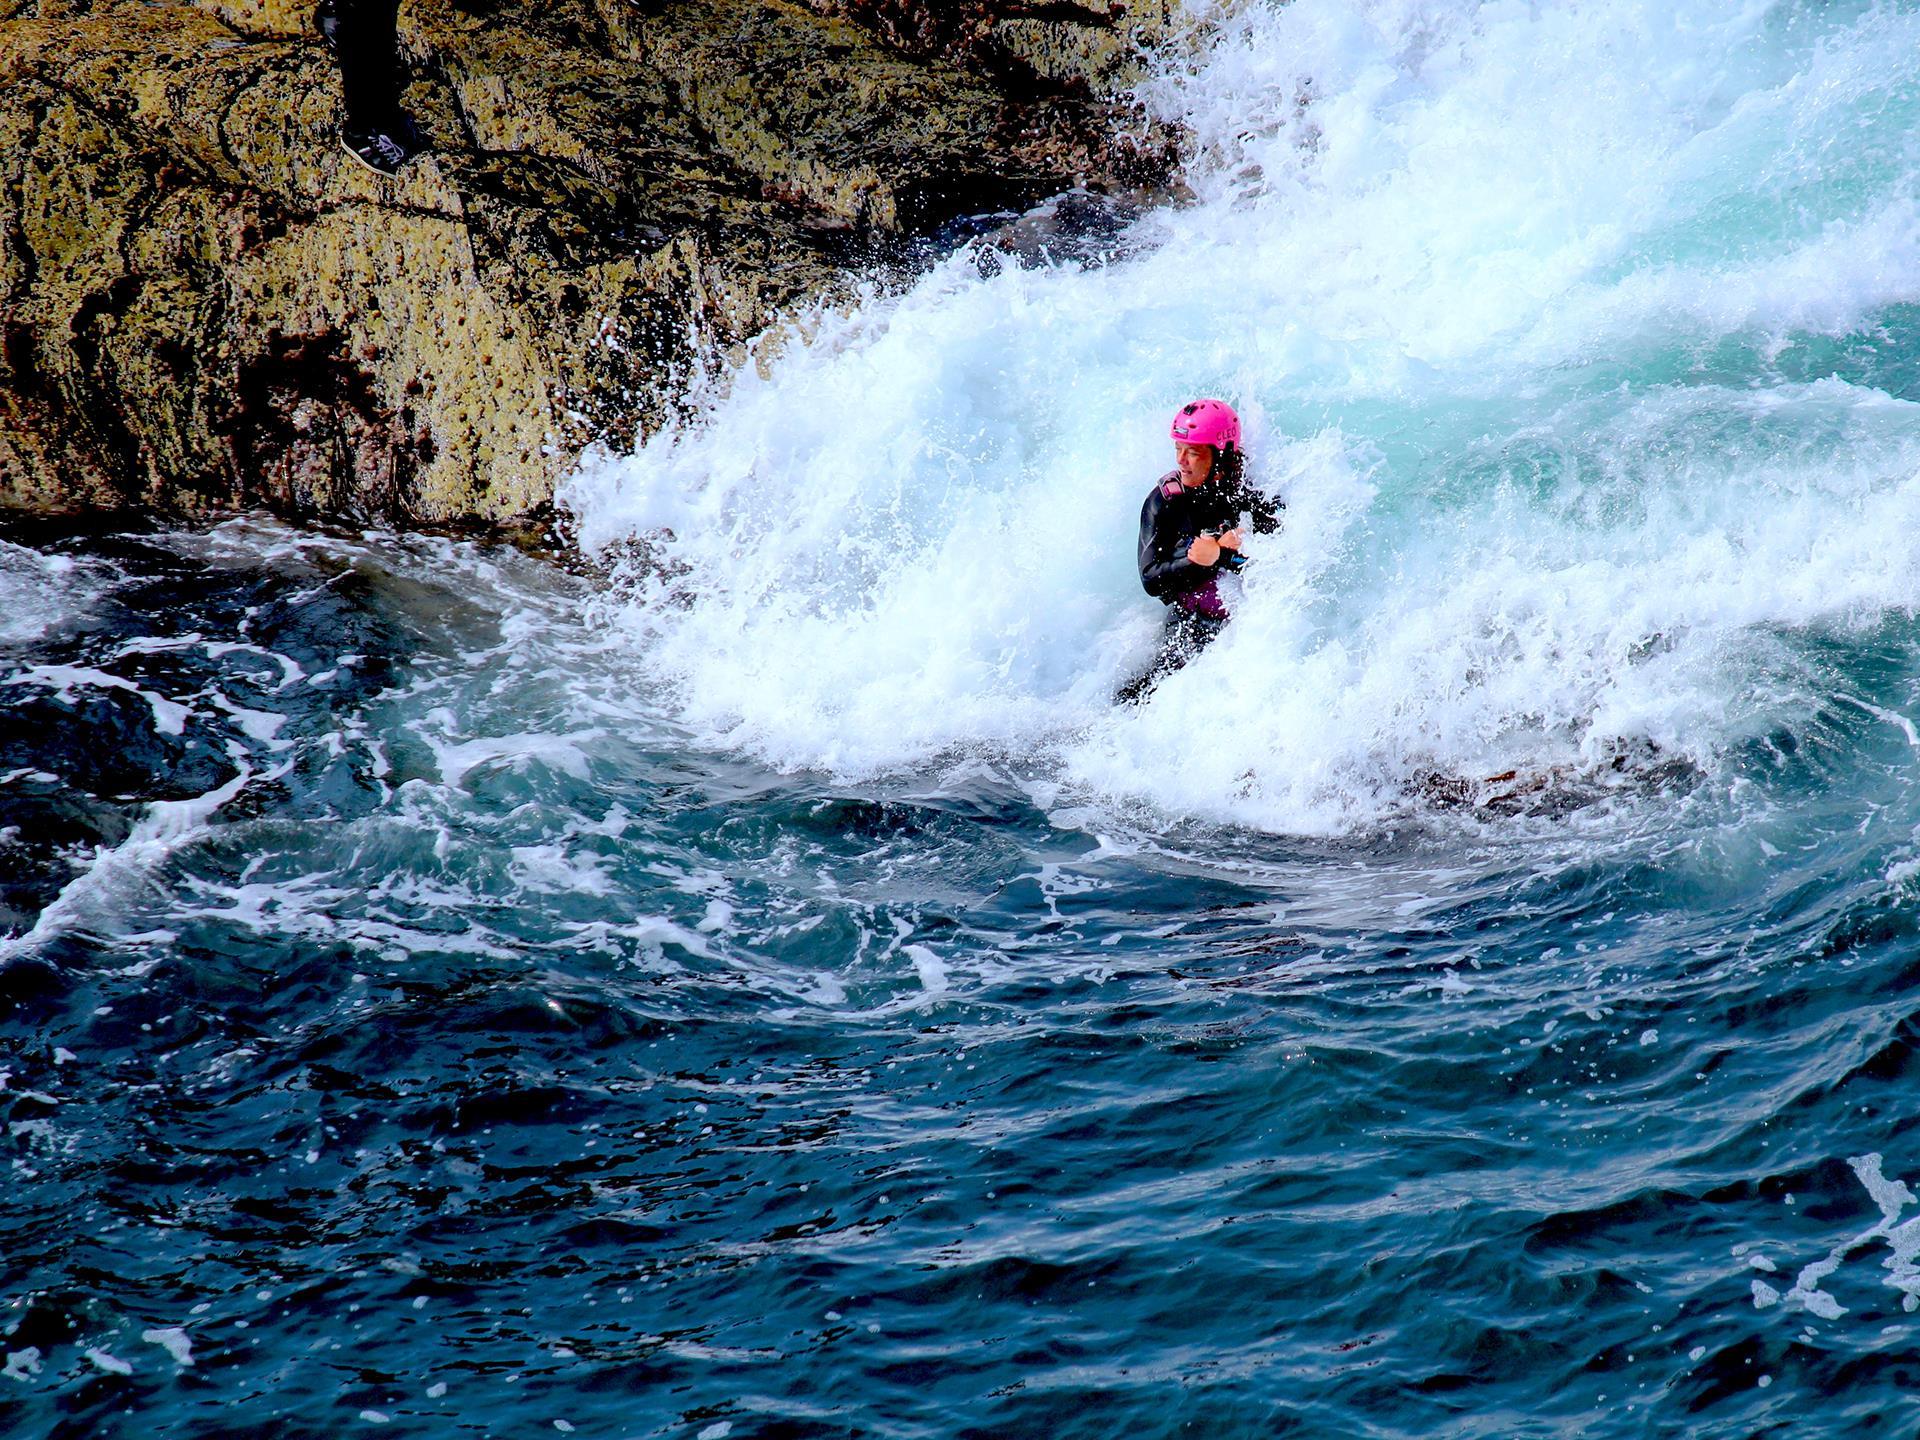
(12, 0, 1920, 1434)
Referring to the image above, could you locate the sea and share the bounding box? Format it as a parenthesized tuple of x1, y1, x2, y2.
(7, 1, 1920, 1434)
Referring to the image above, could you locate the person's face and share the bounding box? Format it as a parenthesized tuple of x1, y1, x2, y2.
(1175, 442, 1215, 487)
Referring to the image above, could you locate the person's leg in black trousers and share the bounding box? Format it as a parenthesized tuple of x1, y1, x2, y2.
(317, 0, 427, 175)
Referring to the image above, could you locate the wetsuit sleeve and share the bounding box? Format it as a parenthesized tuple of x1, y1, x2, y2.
(1138, 488, 1207, 599)
(1237, 482, 1284, 535)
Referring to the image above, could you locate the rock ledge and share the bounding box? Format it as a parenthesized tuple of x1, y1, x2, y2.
(0, 0, 1183, 532)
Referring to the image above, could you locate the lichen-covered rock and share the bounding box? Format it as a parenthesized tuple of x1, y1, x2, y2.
(792, 0, 1187, 96)
(0, 0, 1176, 531)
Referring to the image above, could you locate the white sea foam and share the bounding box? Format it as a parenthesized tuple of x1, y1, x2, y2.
(3, 1346, 42, 1381)
(4, 665, 192, 736)
(510, 844, 616, 897)
(1748, 1154, 1920, 1324)
(428, 732, 600, 787)
(141, 1326, 194, 1367)
(0, 757, 261, 963)
(906, 944, 949, 996)
(558, 1, 1920, 831)
(84, 1347, 132, 1376)
(0, 542, 102, 644)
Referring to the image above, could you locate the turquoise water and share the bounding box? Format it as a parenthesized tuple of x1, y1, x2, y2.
(10, 0, 1920, 1434)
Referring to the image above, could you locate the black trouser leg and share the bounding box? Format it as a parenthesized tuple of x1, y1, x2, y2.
(1163, 611, 1227, 669)
(330, 0, 405, 133)
(1116, 611, 1228, 704)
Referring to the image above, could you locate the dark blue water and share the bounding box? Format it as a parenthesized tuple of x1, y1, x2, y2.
(5, 518, 1920, 1439)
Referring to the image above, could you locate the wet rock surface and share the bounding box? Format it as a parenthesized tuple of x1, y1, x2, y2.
(0, 0, 1181, 533)
(794, 0, 1184, 95)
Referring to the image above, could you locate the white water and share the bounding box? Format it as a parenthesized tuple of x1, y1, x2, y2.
(0, 542, 106, 645)
(564, 0, 1920, 834)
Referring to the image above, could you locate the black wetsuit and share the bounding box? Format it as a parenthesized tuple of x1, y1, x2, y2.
(1119, 471, 1282, 701)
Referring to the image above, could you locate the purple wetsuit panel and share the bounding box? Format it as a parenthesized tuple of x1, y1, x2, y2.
(1174, 581, 1229, 620)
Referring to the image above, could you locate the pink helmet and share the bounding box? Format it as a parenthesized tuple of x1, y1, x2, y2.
(1170, 398, 1241, 452)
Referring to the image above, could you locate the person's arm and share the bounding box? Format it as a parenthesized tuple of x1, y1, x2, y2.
(1138, 488, 1214, 598)
(1214, 480, 1282, 562)
(1243, 482, 1284, 535)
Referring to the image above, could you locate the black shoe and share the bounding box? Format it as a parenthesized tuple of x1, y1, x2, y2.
(341, 122, 423, 176)
(315, 0, 340, 52)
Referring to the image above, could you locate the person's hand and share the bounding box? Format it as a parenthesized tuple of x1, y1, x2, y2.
(1187, 533, 1222, 566)
(1218, 528, 1244, 553)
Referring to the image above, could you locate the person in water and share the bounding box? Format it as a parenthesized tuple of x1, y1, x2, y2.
(1119, 398, 1282, 702)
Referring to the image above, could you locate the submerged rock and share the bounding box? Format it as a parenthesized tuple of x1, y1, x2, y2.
(0, 0, 1180, 535)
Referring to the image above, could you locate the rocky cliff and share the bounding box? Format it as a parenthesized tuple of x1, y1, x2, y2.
(0, 0, 1181, 534)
